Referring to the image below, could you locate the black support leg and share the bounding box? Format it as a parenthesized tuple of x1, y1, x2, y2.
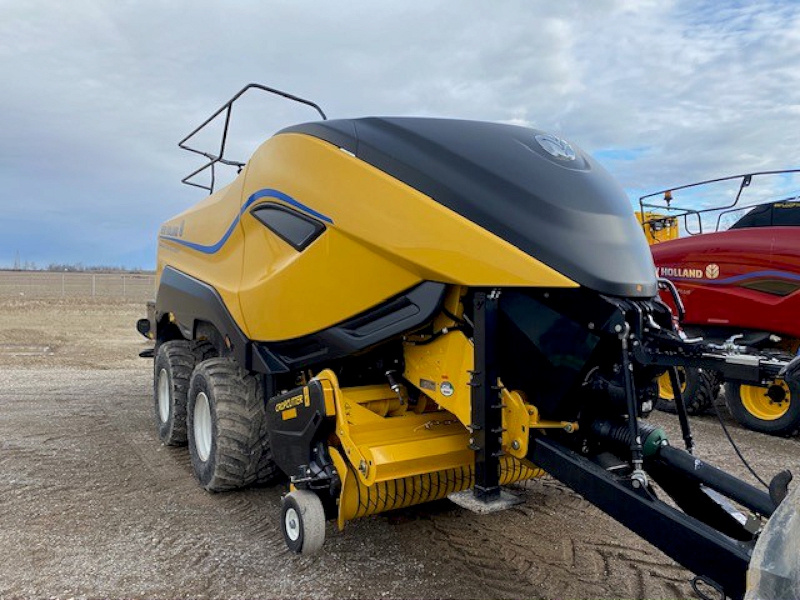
(472, 290, 502, 502)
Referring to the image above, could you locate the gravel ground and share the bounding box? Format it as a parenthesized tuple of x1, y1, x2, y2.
(0, 298, 797, 599)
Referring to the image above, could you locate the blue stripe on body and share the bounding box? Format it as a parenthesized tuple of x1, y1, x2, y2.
(159, 188, 332, 254)
(246, 188, 333, 224)
(669, 269, 800, 285)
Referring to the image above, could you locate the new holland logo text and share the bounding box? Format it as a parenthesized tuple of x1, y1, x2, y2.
(659, 266, 703, 279)
(160, 220, 185, 238)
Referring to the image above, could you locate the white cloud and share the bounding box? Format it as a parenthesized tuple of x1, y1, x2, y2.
(0, 0, 798, 267)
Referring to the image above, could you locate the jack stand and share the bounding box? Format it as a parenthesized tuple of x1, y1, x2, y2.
(452, 290, 523, 514)
(467, 290, 507, 506)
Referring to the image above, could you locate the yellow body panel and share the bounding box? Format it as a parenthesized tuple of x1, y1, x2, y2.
(156, 132, 578, 341)
(243, 133, 578, 287)
(238, 206, 420, 340)
(157, 177, 249, 332)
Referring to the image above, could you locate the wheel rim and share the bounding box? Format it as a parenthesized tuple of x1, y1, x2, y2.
(157, 368, 170, 423)
(739, 380, 791, 421)
(284, 507, 301, 542)
(658, 368, 687, 400)
(194, 392, 213, 461)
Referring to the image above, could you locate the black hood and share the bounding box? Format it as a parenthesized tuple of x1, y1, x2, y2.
(280, 117, 656, 298)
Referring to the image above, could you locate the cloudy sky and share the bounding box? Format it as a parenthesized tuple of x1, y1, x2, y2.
(2, 0, 799, 269)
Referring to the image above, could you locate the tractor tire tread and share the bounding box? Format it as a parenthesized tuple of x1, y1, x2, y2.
(656, 368, 719, 415)
(154, 340, 196, 445)
(188, 357, 280, 491)
(192, 339, 219, 362)
(689, 370, 720, 415)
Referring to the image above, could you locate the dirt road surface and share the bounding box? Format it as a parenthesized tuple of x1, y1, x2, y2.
(1, 298, 798, 599)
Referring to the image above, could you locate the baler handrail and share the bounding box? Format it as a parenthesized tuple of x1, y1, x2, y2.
(638, 168, 800, 235)
(640, 195, 799, 236)
(179, 83, 327, 193)
(639, 172, 755, 236)
(639, 169, 800, 203)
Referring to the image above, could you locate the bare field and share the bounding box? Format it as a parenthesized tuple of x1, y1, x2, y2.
(0, 297, 798, 599)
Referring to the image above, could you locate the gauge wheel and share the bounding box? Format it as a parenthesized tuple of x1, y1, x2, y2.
(656, 367, 719, 415)
(281, 490, 326, 555)
(725, 380, 800, 436)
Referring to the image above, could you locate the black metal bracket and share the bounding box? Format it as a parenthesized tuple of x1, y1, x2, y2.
(178, 83, 327, 193)
(668, 366, 696, 452)
(634, 326, 793, 385)
(471, 290, 503, 502)
(618, 323, 647, 487)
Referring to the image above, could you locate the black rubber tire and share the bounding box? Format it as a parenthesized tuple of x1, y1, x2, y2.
(192, 339, 218, 362)
(281, 490, 326, 554)
(724, 381, 800, 437)
(702, 370, 723, 409)
(153, 341, 195, 445)
(187, 357, 279, 491)
(153, 340, 219, 446)
(656, 368, 720, 415)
